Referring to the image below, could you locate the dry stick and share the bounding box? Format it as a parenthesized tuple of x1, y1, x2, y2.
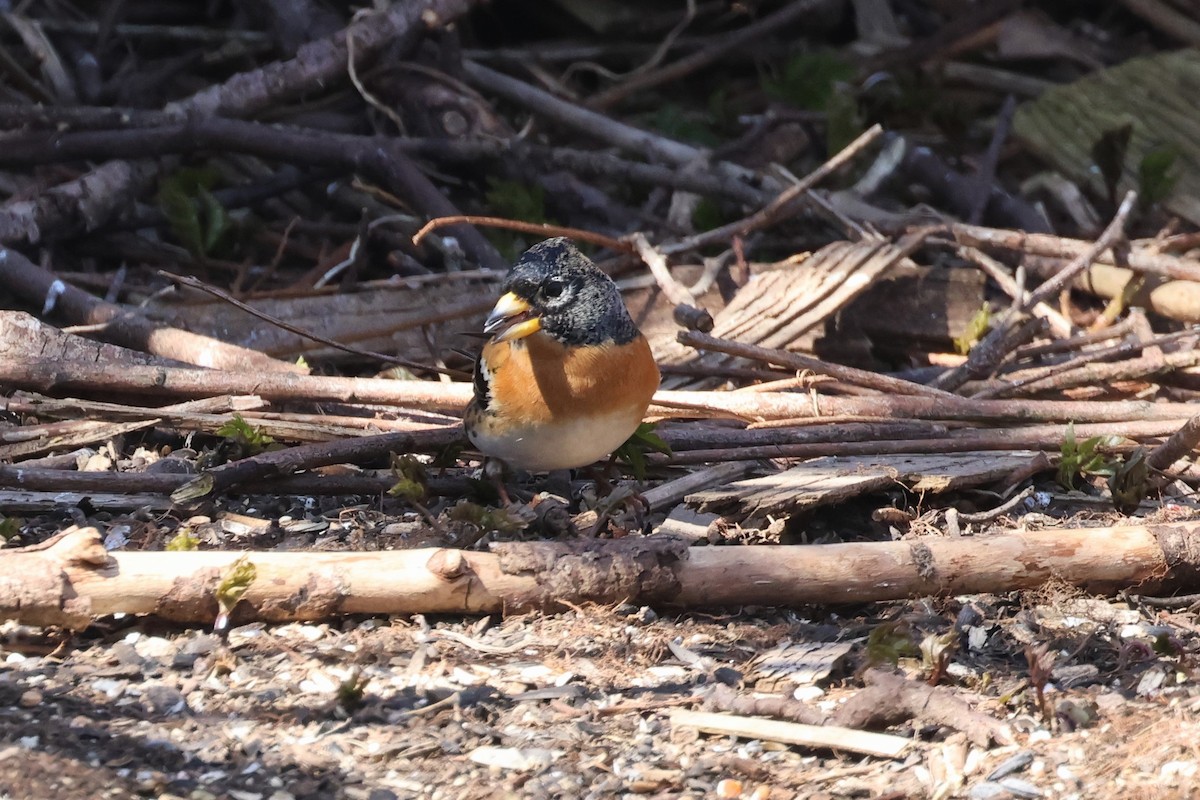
(187, 425, 462, 498)
(410, 215, 627, 253)
(629, 233, 713, 331)
(678, 330, 958, 400)
(0, 464, 473, 498)
(891, 133, 1049, 234)
(360, 146, 506, 270)
(967, 94, 1018, 225)
(0, 160, 156, 244)
(1015, 314, 1137, 359)
(2, 358, 474, 412)
(669, 709, 910, 760)
(0, 0, 481, 246)
(173, 1, 477, 118)
(833, 669, 1014, 749)
(1028, 192, 1139, 308)
(588, 0, 831, 110)
(932, 191, 1138, 392)
(163, 273, 458, 375)
(5, 403, 446, 446)
(6, 395, 447, 430)
(976, 332, 1200, 399)
(572, 461, 756, 532)
(661, 418, 1183, 466)
(0, 395, 265, 461)
(996, 349, 1200, 397)
(463, 60, 717, 172)
(661, 125, 886, 256)
(0, 249, 301, 373)
(954, 245, 1072, 338)
(10, 520, 1200, 626)
(947, 220, 1200, 283)
(7, 356, 1200, 425)
(1118, 0, 1200, 49)
(1146, 415, 1200, 486)
(0, 108, 767, 206)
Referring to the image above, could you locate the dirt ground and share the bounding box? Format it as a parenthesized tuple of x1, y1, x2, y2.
(5, 504, 1200, 800)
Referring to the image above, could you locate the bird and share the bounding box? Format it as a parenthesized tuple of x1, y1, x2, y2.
(464, 237, 660, 482)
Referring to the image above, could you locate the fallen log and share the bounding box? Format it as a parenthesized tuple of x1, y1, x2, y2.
(6, 522, 1200, 628)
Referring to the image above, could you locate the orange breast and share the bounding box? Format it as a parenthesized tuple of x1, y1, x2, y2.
(483, 332, 660, 424)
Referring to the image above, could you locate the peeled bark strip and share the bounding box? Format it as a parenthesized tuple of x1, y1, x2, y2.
(6, 522, 1200, 627)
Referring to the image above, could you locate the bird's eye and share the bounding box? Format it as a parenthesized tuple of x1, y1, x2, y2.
(542, 279, 565, 299)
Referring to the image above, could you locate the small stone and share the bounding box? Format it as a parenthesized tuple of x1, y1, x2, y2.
(103, 525, 130, 550)
(142, 683, 188, 716)
(716, 778, 743, 798)
(468, 746, 561, 771)
(91, 678, 126, 699)
(18, 690, 42, 708)
(110, 641, 145, 668)
(967, 782, 1010, 800)
(999, 777, 1044, 798)
(181, 633, 220, 656)
(172, 651, 201, 670)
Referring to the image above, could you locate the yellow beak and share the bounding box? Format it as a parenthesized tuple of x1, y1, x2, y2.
(483, 292, 542, 342)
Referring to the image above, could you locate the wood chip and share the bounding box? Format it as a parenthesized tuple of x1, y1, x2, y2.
(687, 451, 1039, 516)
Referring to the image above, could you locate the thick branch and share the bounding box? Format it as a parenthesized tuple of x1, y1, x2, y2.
(5, 522, 1200, 626)
(5, 356, 1200, 424)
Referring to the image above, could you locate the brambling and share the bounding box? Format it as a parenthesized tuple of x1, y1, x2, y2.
(464, 238, 660, 475)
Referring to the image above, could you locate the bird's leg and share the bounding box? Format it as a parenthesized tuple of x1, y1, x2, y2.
(585, 454, 621, 497)
(483, 457, 515, 506)
(580, 455, 653, 536)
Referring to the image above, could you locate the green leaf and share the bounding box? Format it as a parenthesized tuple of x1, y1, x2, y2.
(865, 622, 919, 666)
(387, 453, 428, 502)
(1139, 145, 1179, 206)
(199, 187, 230, 254)
(215, 556, 257, 615)
(156, 167, 229, 258)
(614, 422, 672, 481)
(691, 197, 727, 232)
(446, 500, 530, 534)
(824, 87, 863, 158)
(171, 472, 214, 504)
(1057, 422, 1123, 489)
(920, 631, 957, 672)
(642, 103, 719, 147)
(1108, 447, 1149, 514)
(217, 414, 275, 455)
(484, 177, 546, 224)
(158, 180, 204, 257)
(0, 516, 21, 540)
(762, 52, 855, 111)
(337, 668, 370, 712)
(432, 440, 466, 469)
(954, 305, 991, 356)
(707, 86, 735, 131)
(165, 529, 200, 551)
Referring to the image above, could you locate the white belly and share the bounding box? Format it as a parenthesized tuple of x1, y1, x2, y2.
(469, 406, 644, 471)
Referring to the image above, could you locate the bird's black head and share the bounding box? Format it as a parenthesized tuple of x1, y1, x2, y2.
(483, 238, 639, 346)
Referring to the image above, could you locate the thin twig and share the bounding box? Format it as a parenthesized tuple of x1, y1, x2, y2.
(162, 273, 461, 376)
(678, 330, 958, 399)
(412, 216, 628, 253)
(662, 124, 885, 255)
(933, 191, 1138, 392)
